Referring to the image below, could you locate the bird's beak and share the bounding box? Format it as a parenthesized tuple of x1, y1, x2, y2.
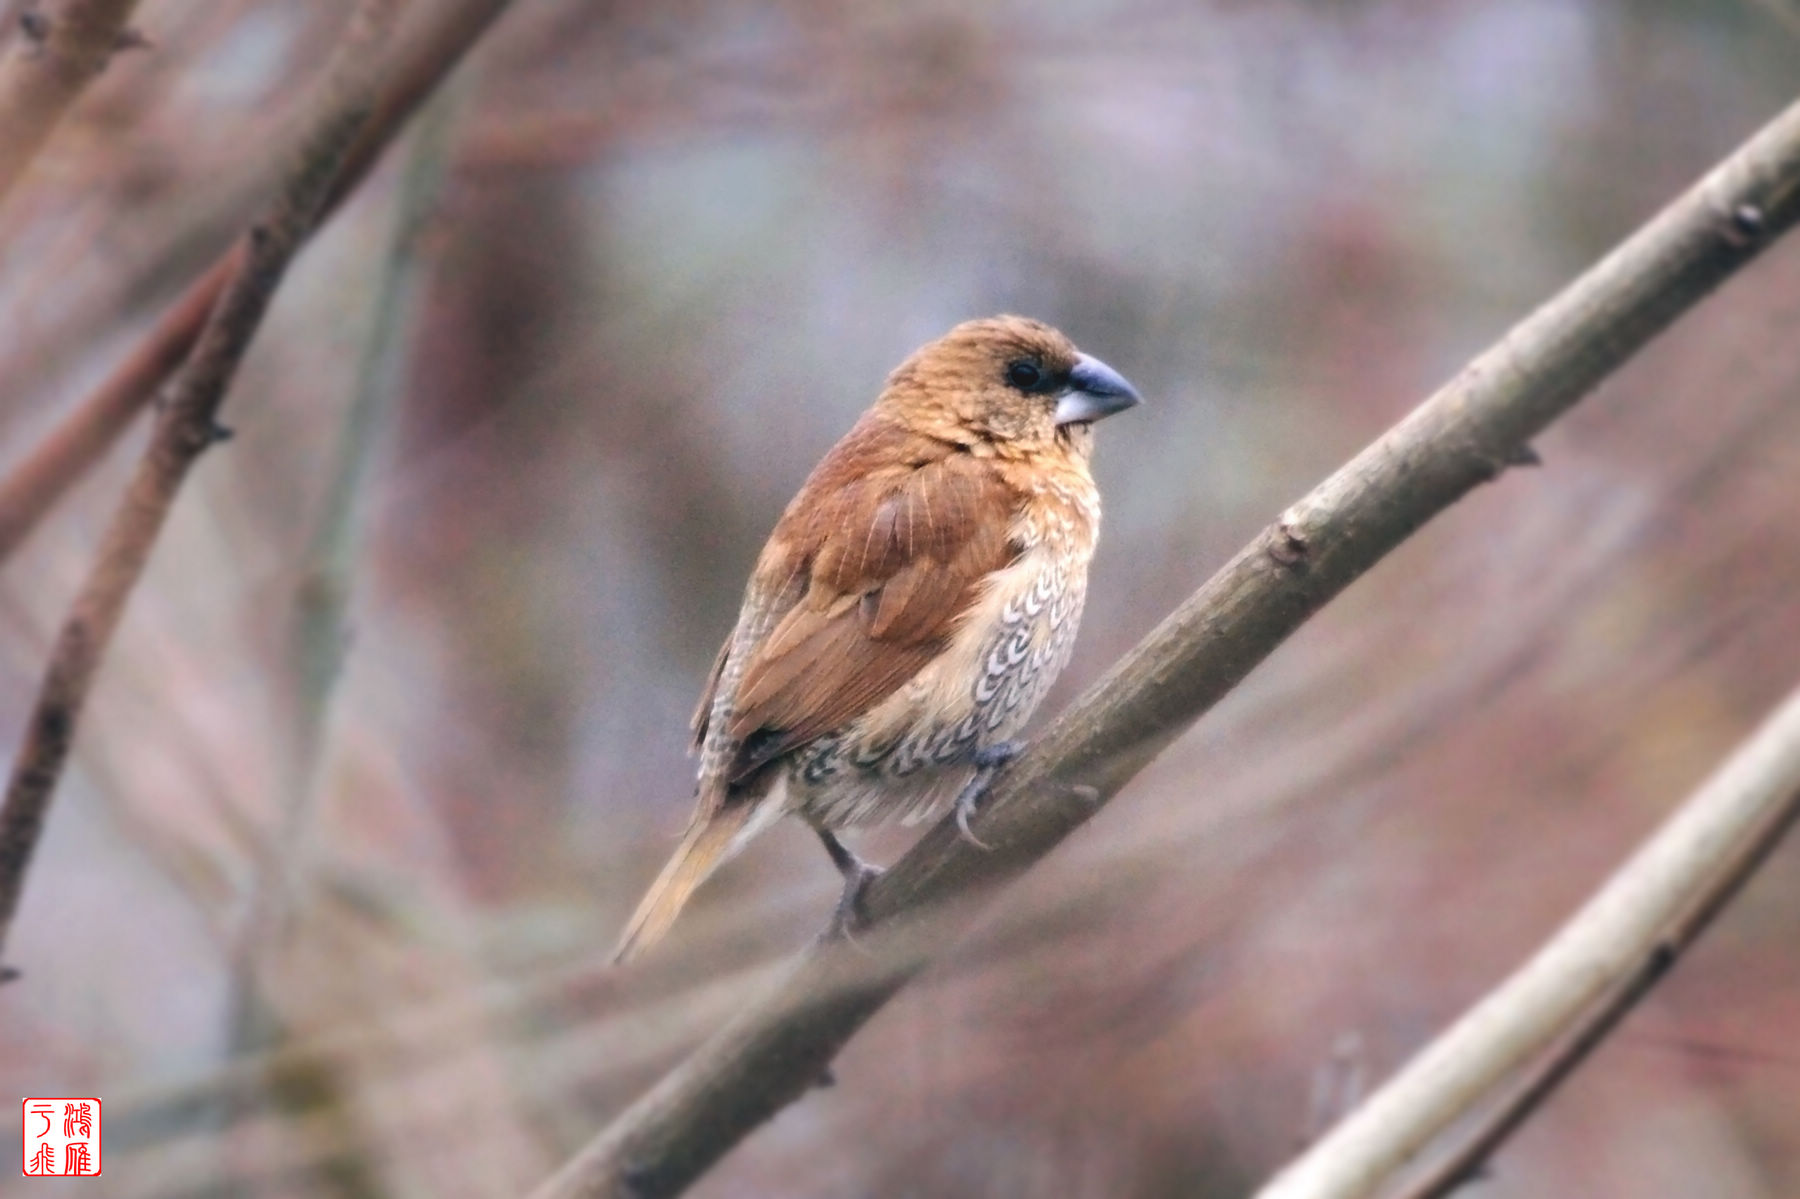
(1055, 353, 1142, 426)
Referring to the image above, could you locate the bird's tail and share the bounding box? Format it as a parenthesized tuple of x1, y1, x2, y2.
(613, 803, 755, 963)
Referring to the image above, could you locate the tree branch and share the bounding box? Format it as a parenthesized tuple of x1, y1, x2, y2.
(528, 95, 1800, 1199)
(0, 0, 517, 564)
(1268, 684, 1800, 1199)
(0, 0, 143, 210)
(0, 0, 403, 964)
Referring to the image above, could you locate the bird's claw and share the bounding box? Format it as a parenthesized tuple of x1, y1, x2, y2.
(829, 858, 884, 941)
(952, 740, 1023, 850)
(818, 829, 884, 944)
(953, 795, 990, 850)
(972, 741, 1024, 771)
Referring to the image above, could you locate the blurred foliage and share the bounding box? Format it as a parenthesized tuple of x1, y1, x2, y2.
(2, 1, 1800, 1196)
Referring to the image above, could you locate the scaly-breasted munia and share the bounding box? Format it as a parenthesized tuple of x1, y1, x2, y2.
(614, 316, 1140, 961)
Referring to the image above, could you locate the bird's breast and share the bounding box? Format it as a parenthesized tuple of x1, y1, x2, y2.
(791, 523, 1095, 826)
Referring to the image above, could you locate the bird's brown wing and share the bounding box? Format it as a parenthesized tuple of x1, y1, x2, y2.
(718, 421, 1019, 785)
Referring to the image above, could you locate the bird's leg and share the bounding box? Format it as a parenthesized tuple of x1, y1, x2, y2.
(953, 740, 1023, 850)
(817, 827, 883, 937)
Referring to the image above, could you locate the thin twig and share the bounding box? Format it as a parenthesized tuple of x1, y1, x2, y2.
(0, 0, 143, 209)
(0, 0, 403, 966)
(1388, 731, 1800, 1199)
(1266, 688, 1800, 1199)
(528, 96, 1800, 1199)
(0, 0, 517, 564)
(218, 79, 464, 1180)
(237, 67, 462, 981)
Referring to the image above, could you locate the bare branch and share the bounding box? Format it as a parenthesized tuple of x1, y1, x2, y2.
(1268, 685, 1800, 1199)
(528, 96, 1800, 1199)
(0, 0, 517, 563)
(0, 0, 403, 963)
(0, 0, 143, 209)
(225, 72, 465, 1077)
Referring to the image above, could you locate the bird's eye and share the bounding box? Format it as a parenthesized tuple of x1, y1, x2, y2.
(1005, 359, 1043, 391)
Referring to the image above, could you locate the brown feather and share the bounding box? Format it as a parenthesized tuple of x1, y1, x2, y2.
(722, 418, 1020, 778)
(612, 802, 756, 962)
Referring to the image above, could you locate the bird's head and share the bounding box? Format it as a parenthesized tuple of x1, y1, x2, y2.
(879, 315, 1141, 457)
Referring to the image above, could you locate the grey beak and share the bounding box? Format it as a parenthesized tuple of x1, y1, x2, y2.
(1055, 353, 1142, 426)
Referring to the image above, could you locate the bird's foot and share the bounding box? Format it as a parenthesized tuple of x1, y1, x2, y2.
(952, 740, 1024, 850)
(818, 828, 885, 941)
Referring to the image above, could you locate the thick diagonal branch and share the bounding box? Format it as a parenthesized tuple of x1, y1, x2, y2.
(0, 0, 401, 962)
(529, 96, 1800, 1199)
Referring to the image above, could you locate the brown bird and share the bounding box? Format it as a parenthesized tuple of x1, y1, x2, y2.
(614, 315, 1140, 961)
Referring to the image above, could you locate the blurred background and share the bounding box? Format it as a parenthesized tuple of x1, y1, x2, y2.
(2, 1, 1799, 1195)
